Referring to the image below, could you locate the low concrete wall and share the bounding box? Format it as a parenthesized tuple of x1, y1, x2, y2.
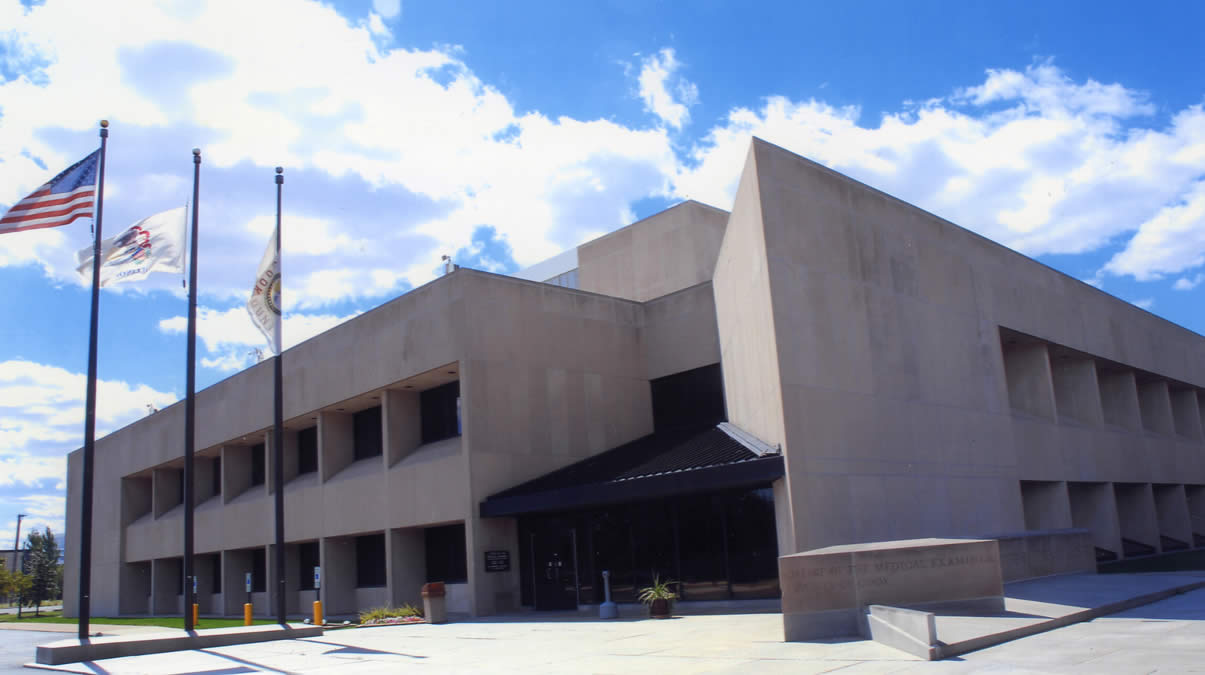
(36, 624, 323, 666)
(779, 538, 1004, 641)
(994, 529, 1096, 582)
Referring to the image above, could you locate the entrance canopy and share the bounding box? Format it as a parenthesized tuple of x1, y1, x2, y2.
(480, 423, 784, 518)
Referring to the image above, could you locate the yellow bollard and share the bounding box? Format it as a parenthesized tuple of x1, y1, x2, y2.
(244, 603, 253, 626)
(312, 600, 323, 626)
(193, 603, 199, 628)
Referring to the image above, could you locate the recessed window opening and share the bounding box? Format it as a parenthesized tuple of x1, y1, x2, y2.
(355, 534, 386, 588)
(297, 426, 318, 474)
(298, 542, 320, 590)
(425, 523, 467, 583)
(211, 457, 221, 496)
(353, 407, 383, 460)
(421, 381, 461, 444)
(249, 443, 265, 487)
(251, 548, 266, 592)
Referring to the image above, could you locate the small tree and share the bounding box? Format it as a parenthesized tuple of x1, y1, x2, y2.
(7, 569, 32, 619)
(24, 528, 60, 617)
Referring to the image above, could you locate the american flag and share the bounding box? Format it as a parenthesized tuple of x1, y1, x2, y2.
(0, 150, 100, 235)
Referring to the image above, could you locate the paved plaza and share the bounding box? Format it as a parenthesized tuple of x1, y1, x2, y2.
(1, 583, 1203, 674)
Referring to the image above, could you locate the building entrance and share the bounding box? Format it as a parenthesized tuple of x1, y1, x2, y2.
(529, 526, 579, 610)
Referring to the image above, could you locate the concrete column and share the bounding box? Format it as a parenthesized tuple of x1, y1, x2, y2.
(1002, 341, 1056, 419)
(1020, 481, 1073, 530)
(1050, 356, 1104, 426)
(319, 412, 354, 482)
(321, 536, 357, 616)
(282, 543, 301, 615)
(119, 561, 151, 615)
(1114, 483, 1160, 554)
(223, 549, 255, 616)
(152, 467, 182, 518)
(195, 553, 219, 615)
(1153, 484, 1193, 549)
(389, 527, 426, 608)
(1097, 368, 1142, 431)
(1170, 389, 1203, 441)
(772, 477, 797, 555)
(1138, 380, 1175, 435)
(383, 389, 422, 467)
(467, 516, 520, 617)
(151, 557, 182, 615)
(1067, 482, 1122, 558)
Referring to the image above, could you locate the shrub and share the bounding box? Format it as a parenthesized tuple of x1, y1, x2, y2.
(358, 604, 424, 624)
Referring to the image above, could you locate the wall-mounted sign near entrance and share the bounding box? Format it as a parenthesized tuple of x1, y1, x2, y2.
(485, 550, 510, 572)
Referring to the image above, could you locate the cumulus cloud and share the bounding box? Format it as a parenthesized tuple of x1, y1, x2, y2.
(0, 359, 177, 543)
(373, 0, 401, 20)
(0, 0, 676, 310)
(675, 63, 1205, 285)
(636, 48, 698, 129)
(1173, 273, 1204, 291)
(157, 306, 361, 372)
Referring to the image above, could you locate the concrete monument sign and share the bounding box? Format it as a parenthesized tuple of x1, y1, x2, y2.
(779, 538, 1004, 641)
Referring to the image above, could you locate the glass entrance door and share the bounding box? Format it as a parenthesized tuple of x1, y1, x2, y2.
(530, 527, 578, 610)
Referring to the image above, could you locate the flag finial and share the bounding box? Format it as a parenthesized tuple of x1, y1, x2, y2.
(275, 167, 283, 174)
(99, 120, 108, 128)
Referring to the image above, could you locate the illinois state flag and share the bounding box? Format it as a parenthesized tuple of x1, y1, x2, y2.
(247, 230, 281, 354)
(75, 207, 187, 287)
(0, 151, 100, 234)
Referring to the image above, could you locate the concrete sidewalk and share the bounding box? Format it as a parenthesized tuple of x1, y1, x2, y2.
(20, 573, 1205, 673)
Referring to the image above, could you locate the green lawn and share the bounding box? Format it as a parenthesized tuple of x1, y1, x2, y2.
(0, 610, 276, 629)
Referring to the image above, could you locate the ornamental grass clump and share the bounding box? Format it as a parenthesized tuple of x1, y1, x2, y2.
(358, 604, 424, 625)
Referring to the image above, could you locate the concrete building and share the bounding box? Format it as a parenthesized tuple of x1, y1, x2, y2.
(64, 139, 1205, 619)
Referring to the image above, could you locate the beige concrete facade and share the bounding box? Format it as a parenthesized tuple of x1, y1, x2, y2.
(65, 138, 1205, 620)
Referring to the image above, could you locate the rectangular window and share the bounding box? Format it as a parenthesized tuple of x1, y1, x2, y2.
(251, 548, 266, 592)
(298, 541, 320, 591)
(353, 407, 383, 460)
(355, 534, 386, 588)
(175, 470, 184, 507)
(425, 523, 467, 583)
(212, 457, 222, 496)
(421, 381, 461, 444)
(249, 444, 265, 487)
(297, 426, 318, 474)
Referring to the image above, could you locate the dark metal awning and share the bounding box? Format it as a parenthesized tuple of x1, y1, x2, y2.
(479, 422, 784, 518)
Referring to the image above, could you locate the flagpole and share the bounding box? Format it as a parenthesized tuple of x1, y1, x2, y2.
(272, 167, 286, 625)
(183, 148, 201, 632)
(78, 119, 109, 642)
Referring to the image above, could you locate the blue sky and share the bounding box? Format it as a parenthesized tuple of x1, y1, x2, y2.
(0, 0, 1202, 547)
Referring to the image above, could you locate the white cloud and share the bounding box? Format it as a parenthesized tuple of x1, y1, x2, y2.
(636, 48, 698, 129)
(675, 64, 1205, 283)
(373, 0, 401, 20)
(1103, 179, 1205, 281)
(1133, 298, 1155, 310)
(0, 0, 676, 310)
(1173, 273, 1204, 291)
(158, 306, 361, 372)
(0, 358, 176, 541)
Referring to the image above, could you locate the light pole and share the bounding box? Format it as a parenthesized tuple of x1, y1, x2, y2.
(10, 514, 23, 574)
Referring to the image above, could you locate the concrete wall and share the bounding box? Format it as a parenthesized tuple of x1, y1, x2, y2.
(68, 265, 722, 618)
(716, 139, 1205, 555)
(578, 200, 728, 302)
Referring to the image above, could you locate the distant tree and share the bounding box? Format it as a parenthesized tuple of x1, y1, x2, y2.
(24, 528, 60, 617)
(5, 568, 32, 619)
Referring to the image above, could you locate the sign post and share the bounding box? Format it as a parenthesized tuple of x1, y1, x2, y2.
(312, 566, 323, 626)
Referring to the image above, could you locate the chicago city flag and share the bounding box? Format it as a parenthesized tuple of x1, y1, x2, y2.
(0, 151, 100, 234)
(75, 207, 187, 287)
(247, 230, 281, 354)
